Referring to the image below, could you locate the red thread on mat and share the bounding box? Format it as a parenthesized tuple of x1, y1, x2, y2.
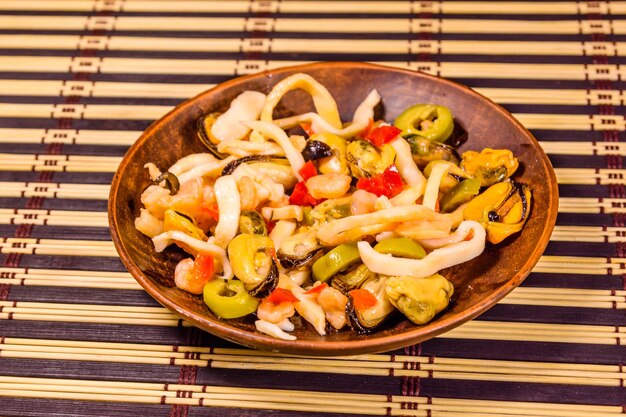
(169, 327, 203, 417)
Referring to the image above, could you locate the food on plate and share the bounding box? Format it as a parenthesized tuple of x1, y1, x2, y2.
(135, 73, 531, 340)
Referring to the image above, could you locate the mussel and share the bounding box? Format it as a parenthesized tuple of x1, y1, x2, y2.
(150, 171, 180, 196)
(222, 155, 297, 189)
(346, 140, 395, 178)
(346, 276, 396, 333)
(162, 209, 207, 241)
(276, 230, 323, 269)
(404, 136, 460, 169)
(464, 181, 531, 244)
(308, 196, 352, 225)
(238, 210, 268, 235)
(460, 148, 519, 187)
(197, 113, 228, 159)
(331, 264, 375, 294)
(385, 274, 454, 325)
(423, 160, 470, 192)
(227, 233, 278, 298)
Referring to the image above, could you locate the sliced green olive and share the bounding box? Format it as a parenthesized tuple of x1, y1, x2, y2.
(312, 243, 361, 283)
(203, 279, 260, 319)
(374, 238, 426, 259)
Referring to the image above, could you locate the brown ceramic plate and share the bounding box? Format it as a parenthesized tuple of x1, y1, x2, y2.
(109, 62, 558, 356)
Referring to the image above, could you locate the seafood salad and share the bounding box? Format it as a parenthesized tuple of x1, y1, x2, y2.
(135, 73, 531, 341)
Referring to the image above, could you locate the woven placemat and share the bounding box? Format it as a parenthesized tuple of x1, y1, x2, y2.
(0, 1, 625, 416)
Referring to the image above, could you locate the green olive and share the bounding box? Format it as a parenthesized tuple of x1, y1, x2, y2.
(203, 279, 259, 319)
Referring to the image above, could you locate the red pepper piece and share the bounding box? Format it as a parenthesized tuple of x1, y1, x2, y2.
(304, 282, 329, 294)
(349, 289, 377, 311)
(289, 181, 325, 207)
(357, 119, 374, 139)
(265, 288, 299, 305)
(298, 161, 318, 181)
(364, 125, 401, 147)
(200, 203, 220, 222)
(191, 254, 215, 283)
(382, 165, 404, 197)
(356, 165, 404, 198)
(300, 122, 315, 137)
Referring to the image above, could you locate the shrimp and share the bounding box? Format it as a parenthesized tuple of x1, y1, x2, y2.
(256, 299, 295, 324)
(317, 286, 348, 330)
(350, 189, 377, 215)
(173, 258, 206, 294)
(305, 174, 352, 199)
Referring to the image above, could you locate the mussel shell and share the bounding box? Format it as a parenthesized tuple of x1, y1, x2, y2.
(331, 264, 374, 294)
(345, 296, 394, 334)
(446, 121, 469, 148)
(222, 155, 272, 176)
(149, 171, 180, 195)
(247, 259, 279, 298)
(277, 248, 323, 269)
(345, 276, 395, 334)
(404, 136, 460, 169)
(238, 210, 268, 235)
(197, 113, 228, 159)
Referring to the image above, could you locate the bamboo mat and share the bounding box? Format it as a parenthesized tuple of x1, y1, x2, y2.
(0, 1, 625, 416)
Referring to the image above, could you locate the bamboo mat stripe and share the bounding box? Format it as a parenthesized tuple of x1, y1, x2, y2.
(1, 128, 625, 157)
(0, 0, 624, 15)
(0, 56, 623, 81)
(0, 103, 623, 131)
(1, 15, 626, 35)
(0, 376, 622, 417)
(2, 128, 626, 158)
(0, 305, 623, 344)
(1, 266, 624, 308)
(2, 81, 625, 107)
(2, 154, 625, 184)
(1, 339, 625, 386)
(2, 35, 626, 57)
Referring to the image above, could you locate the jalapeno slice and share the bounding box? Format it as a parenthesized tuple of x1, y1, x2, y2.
(394, 104, 454, 143)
